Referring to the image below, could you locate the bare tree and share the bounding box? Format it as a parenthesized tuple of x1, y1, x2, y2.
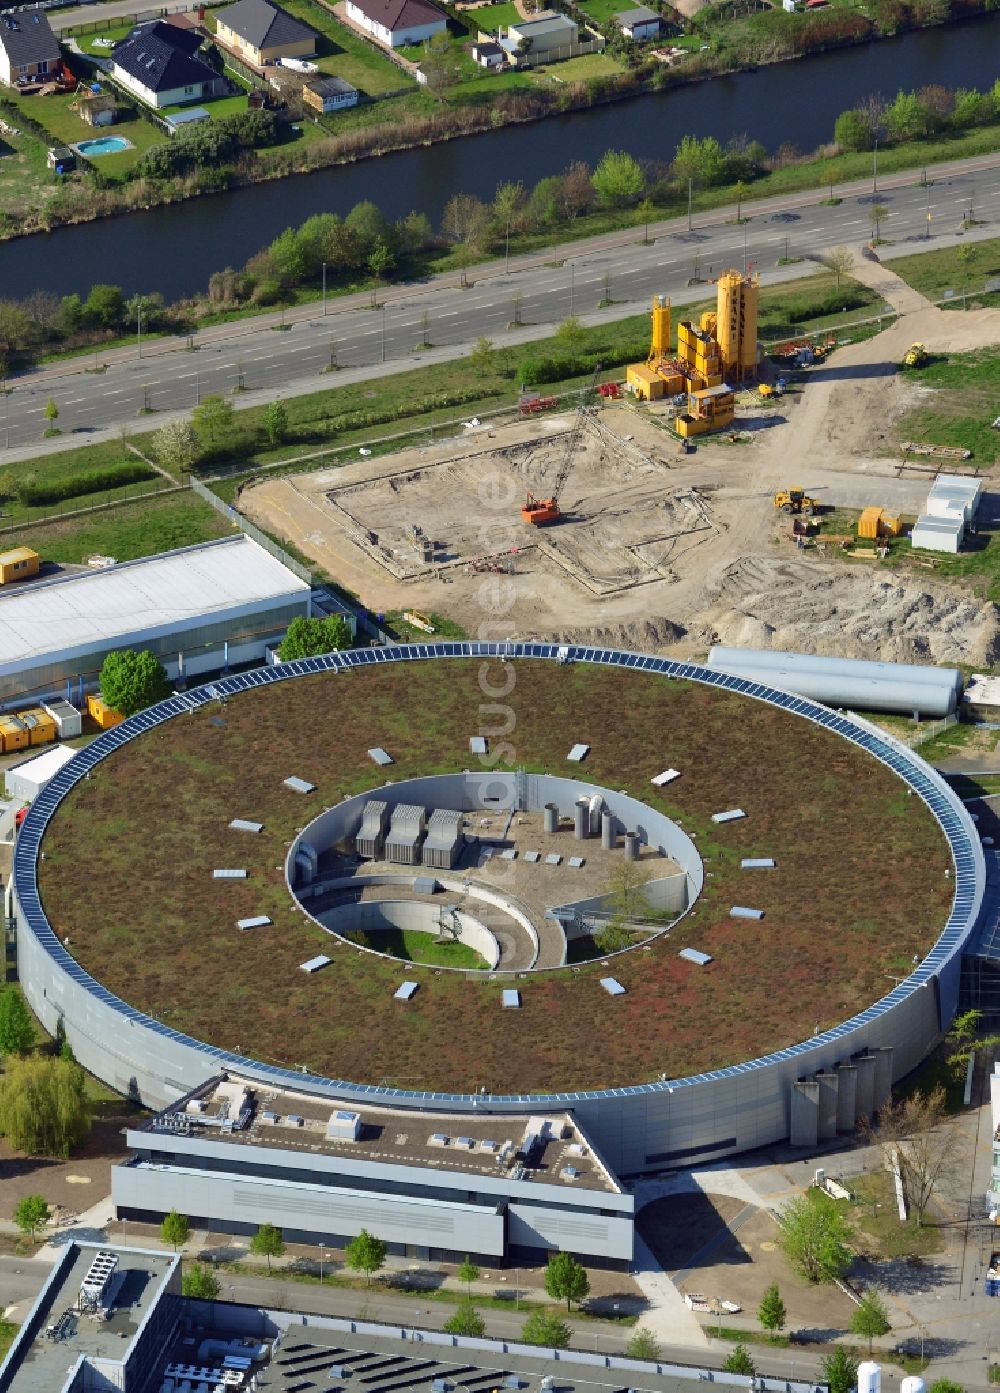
(864, 1085, 961, 1227)
(819, 248, 854, 294)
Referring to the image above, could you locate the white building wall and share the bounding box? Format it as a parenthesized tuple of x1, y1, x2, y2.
(345, 2, 443, 47)
(111, 64, 209, 107)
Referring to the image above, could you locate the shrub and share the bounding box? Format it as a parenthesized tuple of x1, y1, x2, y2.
(16, 460, 156, 507)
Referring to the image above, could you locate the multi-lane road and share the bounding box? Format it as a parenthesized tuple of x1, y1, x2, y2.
(3, 150, 999, 457)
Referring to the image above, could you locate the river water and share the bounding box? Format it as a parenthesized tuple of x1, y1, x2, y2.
(3, 13, 999, 301)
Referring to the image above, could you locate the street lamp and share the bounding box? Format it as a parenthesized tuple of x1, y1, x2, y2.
(322, 261, 328, 317)
(380, 304, 387, 364)
(569, 262, 575, 317)
(872, 134, 879, 195)
(136, 301, 143, 360)
(319, 1242, 325, 1285)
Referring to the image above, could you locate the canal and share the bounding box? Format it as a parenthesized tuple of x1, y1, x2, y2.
(3, 12, 999, 301)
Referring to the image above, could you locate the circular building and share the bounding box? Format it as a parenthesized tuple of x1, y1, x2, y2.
(14, 643, 983, 1183)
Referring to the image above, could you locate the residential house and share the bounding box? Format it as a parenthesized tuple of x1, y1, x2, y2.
(303, 74, 359, 113)
(214, 0, 317, 68)
(111, 21, 228, 108)
(0, 11, 62, 90)
(345, 0, 447, 50)
(498, 11, 603, 66)
(471, 39, 504, 68)
(614, 5, 661, 40)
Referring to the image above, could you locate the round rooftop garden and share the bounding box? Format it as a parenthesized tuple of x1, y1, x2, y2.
(36, 656, 953, 1096)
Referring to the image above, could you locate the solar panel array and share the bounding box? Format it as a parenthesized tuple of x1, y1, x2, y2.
(13, 640, 984, 1107)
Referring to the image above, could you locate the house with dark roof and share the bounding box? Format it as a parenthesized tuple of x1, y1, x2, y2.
(345, 0, 446, 50)
(302, 74, 358, 113)
(614, 5, 661, 40)
(215, 0, 316, 68)
(111, 20, 228, 108)
(0, 11, 61, 89)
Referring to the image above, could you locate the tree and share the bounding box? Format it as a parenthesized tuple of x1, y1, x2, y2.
(192, 393, 236, 454)
(636, 195, 656, 243)
(182, 1261, 221, 1299)
(593, 919, 632, 953)
(822, 1346, 859, 1393)
(732, 180, 749, 223)
(43, 397, 58, 425)
(927, 1381, 965, 1393)
(152, 418, 200, 474)
(672, 134, 726, 189)
(493, 180, 525, 250)
(723, 1344, 756, 1375)
(161, 1210, 190, 1250)
(869, 202, 890, 242)
(945, 1009, 1000, 1081)
(345, 1228, 387, 1285)
(780, 1191, 852, 1283)
(100, 649, 170, 717)
(834, 107, 871, 151)
(457, 1256, 480, 1296)
(250, 1222, 285, 1271)
(420, 31, 463, 94)
(758, 1282, 786, 1332)
(606, 860, 653, 920)
(441, 194, 490, 252)
(554, 315, 586, 356)
(851, 1288, 891, 1355)
(521, 1310, 570, 1348)
(444, 1300, 486, 1336)
(13, 1195, 49, 1239)
(592, 150, 645, 208)
(561, 161, 595, 220)
(83, 283, 125, 331)
(625, 1328, 660, 1361)
(0, 986, 35, 1056)
(820, 248, 854, 294)
(865, 1085, 959, 1228)
(262, 399, 289, 446)
(470, 337, 495, 375)
(277, 615, 352, 661)
(0, 1054, 91, 1157)
(957, 244, 979, 304)
(544, 1251, 589, 1311)
(368, 237, 396, 286)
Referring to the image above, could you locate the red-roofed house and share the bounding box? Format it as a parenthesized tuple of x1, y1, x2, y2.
(345, 0, 446, 49)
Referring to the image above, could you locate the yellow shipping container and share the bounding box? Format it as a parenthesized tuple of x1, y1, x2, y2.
(0, 717, 29, 753)
(87, 694, 125, 730)
(19, 708, 57, 747)
(0, 547, 40, 585)
(858, 506, 883, 540)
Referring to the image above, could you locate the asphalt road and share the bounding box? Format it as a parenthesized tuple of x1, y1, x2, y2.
(3, 150, 1000, 456)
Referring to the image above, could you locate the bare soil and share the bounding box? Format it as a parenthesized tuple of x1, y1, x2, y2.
(0, 1101, 137, 1224)
(239, 296, 1000, 666)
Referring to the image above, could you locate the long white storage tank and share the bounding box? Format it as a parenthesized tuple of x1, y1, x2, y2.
(706, 646, 962, 717)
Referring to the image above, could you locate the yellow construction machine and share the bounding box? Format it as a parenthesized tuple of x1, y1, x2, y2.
(774, 488, 819, 516)
(903, 342, 928, 368)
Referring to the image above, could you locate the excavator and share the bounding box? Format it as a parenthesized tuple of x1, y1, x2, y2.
(521, 365, 601, 526)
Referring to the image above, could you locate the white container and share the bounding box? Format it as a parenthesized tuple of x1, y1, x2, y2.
(858, 1361, 882, 1393)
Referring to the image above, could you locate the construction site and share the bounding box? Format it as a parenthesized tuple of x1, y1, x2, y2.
(240, 262, 1000, 667)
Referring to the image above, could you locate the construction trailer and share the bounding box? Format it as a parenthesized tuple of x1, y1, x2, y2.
(858, 506, 902, 540)
(676, 383, 736, 438)
(0, 547, 40, 586)
(911, 514, 964, 554)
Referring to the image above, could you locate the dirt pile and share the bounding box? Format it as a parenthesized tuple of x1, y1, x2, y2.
(688, 556, 1000, 666)
(536, 616, 687, 650)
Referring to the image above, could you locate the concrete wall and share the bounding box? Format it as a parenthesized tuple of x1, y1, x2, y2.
(315, 899, 500, 969)
(14, 643, 983, 1179)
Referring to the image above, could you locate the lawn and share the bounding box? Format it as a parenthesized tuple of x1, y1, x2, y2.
(275, 0, 412, 96)
(464, 1, 521, 31)
(574, 0, 633, 23)
(884, 236, 1000, 305)
(347, 927, 487, 968)
(1, 88, 162, 177)
(38, 661, 951, 1093)
(891, 346, 1000, 468)
(14, 490, 234, 566)
(847, 1170, 944, 1260)
(0, 440, 172, 531)
(532, 50, 624, 81)
(160, 92, 254, 121)
(78, 23, 134, 55)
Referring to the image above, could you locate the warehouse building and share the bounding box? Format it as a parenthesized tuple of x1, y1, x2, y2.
(0, 537, 313, 708)
(113, 1074, 635, 1267)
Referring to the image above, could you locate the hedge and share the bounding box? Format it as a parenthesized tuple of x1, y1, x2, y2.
(17, 460, 158, 507)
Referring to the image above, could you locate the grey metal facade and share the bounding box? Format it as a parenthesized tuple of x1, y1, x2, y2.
(13, 643, 985, 1181)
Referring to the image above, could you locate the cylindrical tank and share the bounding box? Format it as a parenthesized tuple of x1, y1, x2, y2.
(900, 1378, 925, 1393)
(624, 832, 640, 862)
(543, 803, 558, 834)
(857, 1362, 882, 1393)
(574, 798, 589, 839)
(588, 793, 603, 836)
(601, 811, 615, 851)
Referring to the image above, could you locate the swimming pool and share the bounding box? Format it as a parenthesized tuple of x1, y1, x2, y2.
(74, 135, 132, 157)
